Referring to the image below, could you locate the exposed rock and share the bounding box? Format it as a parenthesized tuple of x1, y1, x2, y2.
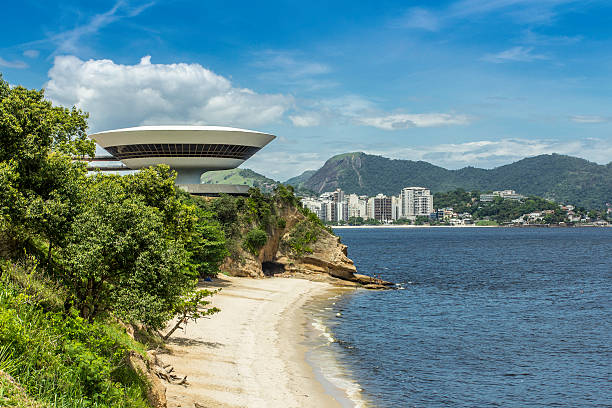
(353, 273, 394, 287)
(276, 231, 357, 281)
(219, 203, 392, 289)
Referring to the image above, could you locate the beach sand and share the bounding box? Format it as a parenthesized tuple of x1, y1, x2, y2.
(161, 275, 350, 408)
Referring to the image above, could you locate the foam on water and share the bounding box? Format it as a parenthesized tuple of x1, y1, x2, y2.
(305, 306, 369, 408)
(298, 291, 375, 408)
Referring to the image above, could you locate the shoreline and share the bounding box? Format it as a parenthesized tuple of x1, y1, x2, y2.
(331, 224, 498, 229)
(331, 224, 611, 229)
(161, 275, 363, 408)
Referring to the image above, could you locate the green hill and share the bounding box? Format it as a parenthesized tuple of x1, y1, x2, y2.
(285, 169, 317, 188)
(201, 168, 279, 192)
(298, 152, 612, 208)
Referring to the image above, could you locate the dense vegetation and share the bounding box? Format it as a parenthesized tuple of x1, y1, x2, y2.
(0, 74, 227, 406)
(189, 183, 329, 260)
(287, 152, 612, 209)
(432, 189, 608, 224)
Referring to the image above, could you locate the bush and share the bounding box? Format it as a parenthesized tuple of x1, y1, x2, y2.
(282, 219, 321, 257)
(0, 262, 149, 407)
(243, 229, 268, 255)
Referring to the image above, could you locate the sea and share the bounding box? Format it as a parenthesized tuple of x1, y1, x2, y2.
(306, 227, 611, 408)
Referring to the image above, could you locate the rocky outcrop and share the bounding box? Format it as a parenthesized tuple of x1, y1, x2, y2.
(219, 203, 393, 288)
(275, 229, 357, 280)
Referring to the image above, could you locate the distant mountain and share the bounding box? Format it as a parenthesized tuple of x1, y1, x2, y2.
(201, 168, 279, 192)
(295, 152, 612, 208)
(285, 170, 316, 186)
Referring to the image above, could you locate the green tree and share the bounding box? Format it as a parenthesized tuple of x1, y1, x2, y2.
(186, 207, 228, 278)
(0, 75, 94, 260)
(59, 172, 198, 329)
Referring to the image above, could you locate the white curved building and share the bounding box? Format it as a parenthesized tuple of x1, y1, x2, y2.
(89, 126, 275, 184)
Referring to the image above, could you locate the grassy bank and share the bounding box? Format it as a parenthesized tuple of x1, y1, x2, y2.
(0, 261, 150, 407)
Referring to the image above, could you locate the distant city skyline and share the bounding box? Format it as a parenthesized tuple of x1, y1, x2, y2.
(2, 0, 612, 178)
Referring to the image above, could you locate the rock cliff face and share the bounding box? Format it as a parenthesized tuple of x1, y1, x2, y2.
(219, 205, 360, 283)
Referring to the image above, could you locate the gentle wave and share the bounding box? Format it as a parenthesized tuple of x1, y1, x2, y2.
(304, 300, 370, 408)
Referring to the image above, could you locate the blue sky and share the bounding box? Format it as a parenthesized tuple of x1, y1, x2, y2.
(1, 0, 612, 179)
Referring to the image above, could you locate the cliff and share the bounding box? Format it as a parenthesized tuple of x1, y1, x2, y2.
(219, 201, 391, 288)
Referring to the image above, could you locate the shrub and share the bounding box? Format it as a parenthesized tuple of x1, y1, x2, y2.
(282, 219, 321, 257)
(0, 263, 149, 407)
(243, 229, 268, 255)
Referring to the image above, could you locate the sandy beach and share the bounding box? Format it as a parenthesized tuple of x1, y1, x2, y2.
(161, 275, 353, 408)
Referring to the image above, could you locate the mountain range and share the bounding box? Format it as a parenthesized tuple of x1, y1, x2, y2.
(283, 152, 612, 209)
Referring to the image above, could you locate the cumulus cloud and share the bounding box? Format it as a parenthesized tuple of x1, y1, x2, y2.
(45, 55, 293, 131)
(369, 138, 612, 169)
(570, 115, 609, 124)
(482, 46, 548, 63)
(358, 113, 471, 130)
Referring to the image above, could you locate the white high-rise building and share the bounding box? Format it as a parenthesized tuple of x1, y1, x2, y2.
(391, 195, 402, 221)
(301, 197, 322, 219)
(400, 187, 433, 219)
(347, 194, 367, 219)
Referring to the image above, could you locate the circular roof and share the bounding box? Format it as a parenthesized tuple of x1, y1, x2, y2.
(92, 125, 272, 135)
(89, 125, 276, 148)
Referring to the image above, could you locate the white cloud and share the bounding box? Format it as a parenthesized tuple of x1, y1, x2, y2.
(570, 115, 609, 124)
(289, 94, 471, 130)
(358, 113, 471, 130)
(369, 138, 612, 169)
(449, 0, 578, 24)
(252, 50, 336, 91)
(22, 50, 40, 59)
(398, 8, 440, 31)
(289, 113, 321, 127)
(398, 0, 580, 31)
(482, 46, 548, 63)
(18, 1, 155, 56)
(260, 51, 331, 78)
(245, 151, 327, 180)
(521, 29, 582, 46)
(0, 57, 28, 69)
(45, 55, 293, 132)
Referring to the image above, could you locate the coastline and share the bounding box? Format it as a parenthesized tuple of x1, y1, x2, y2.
(331, 224, 611, 229)
(161, 275, 363, 408)
(331, 224, 498, 229)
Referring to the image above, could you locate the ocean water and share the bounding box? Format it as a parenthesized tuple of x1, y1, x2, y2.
(322, 227, 612, 408)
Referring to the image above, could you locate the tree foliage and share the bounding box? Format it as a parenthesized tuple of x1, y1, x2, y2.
(243, 229, 268, 255)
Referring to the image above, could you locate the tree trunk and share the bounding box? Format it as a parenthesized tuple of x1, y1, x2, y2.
(161, 313, 187, 340)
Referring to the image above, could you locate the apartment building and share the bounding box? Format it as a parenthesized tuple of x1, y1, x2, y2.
(400, 187, 434, 219)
